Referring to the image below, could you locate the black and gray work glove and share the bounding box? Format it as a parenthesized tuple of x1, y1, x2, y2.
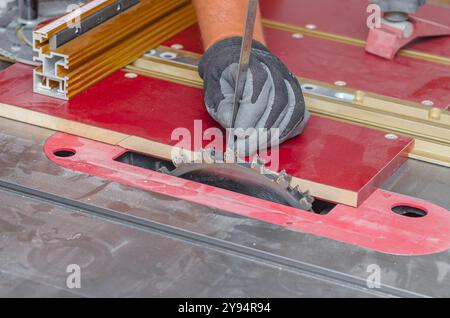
(198, 37, 310, 156)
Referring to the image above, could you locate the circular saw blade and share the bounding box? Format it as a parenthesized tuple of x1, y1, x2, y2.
(166, 150, 314, 211)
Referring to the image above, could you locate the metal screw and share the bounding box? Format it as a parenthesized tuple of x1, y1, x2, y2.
(160, 52, 177, 60)
(170, 43, 184, 50)
(334, 80, 347, 87)
(385, 134, 398, 140)
(421, 100, 434, 107)
(292, 33, 303, 39)
(124, 72, 138, 79)
(334, 92, 355, 101)
(306, 24, 317, 30)
(144, 49, 157, 57)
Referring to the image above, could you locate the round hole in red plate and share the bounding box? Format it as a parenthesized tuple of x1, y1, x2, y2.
(392, 205, 427, 218)
(53, 149, 76, 158)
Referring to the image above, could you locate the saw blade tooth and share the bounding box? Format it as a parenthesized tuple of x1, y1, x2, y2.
(224, 148, 237, 164)
(290, 185, 306, 200)
(290, 185, 300, 194)
(289, 186, 315, 210)
(250, 155, 266, 173)
(176, 148, 188, 161)
(172, 155, 187, 167)
(299, 197, 314, 211)
(202, 148, 215, 164)
(275, 169, 291, 188)
(216, 150, 227, 163)
(279, 169, 291, 182)
(157, 167, 171, 174)
(303, 190, 315, 204)
(195, 151, 207, 163)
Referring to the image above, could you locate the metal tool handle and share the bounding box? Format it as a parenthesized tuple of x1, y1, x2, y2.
(230, 0, 259, 129)
(226, 0, 259, 153)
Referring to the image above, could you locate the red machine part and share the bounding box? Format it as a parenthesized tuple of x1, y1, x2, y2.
(365, 17, 450, 60)
(259, 0, 450, 57)
(44, 132, 450, 256)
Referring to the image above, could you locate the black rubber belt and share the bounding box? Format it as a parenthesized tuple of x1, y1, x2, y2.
(0, 178, 427, 298)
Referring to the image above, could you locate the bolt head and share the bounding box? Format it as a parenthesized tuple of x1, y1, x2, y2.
(334, 80, 347, 87)
(170, 44, 184, 50)
(385, 133, 399, 140)
(124, 73, 138, 79)
(421, 100, 434, 107)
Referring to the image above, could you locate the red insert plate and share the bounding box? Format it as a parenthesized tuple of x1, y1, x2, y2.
(44, 132, 450, 256)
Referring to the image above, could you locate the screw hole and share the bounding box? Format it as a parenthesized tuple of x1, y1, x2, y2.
(301, 84, 317, 91)
(53, 149, 76, 158)
(392, 205, 427, 218)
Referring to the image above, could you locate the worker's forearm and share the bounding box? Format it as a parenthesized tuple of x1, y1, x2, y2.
(193, 0, 266, 50)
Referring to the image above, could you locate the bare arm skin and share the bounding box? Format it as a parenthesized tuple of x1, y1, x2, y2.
(193, 0, 266, 50)
(195, 1, 309, 155)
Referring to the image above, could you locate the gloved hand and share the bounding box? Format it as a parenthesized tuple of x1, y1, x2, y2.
(198, 37, 310, 156)
(371, 0, 426, 14)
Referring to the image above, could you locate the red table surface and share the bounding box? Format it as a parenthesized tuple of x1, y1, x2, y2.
(260, 0, 450, 57)
(0, 64, 412, 205)
(44, 132, 450, 256)
(164, 25, 450, 109)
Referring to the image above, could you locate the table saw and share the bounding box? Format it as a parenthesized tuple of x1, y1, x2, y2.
(0, 0, 450, 297)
